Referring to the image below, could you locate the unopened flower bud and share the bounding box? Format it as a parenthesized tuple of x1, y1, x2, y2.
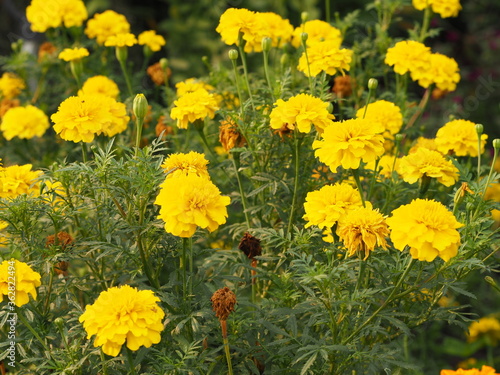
(280, 53, 290, 68)
(485, 276, 497, 287)
(301, 32, 308, 43)
(493, 139, 500, 150)
(395, 134, 404, 142)
(301, 11, 308, 23)
(228, 49, 239, 61)
(326, 102, 333, 113)
(262, 37, 272, 52)
(159, 58, 169, 70)
(453, 182, 474, 208)
(368, 78, 378, 90)
(475, 124, 484, 135)
(115, 46, 128, 63)
(133, 94, 148, 123)
(54, 317, 65, 329)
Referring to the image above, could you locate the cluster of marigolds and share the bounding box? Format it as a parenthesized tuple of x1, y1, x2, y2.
(0, 0, 499, 373)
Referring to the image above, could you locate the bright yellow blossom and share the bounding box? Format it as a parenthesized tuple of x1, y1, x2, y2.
(260, 12, 293, 47)
(291, 20, 342, 49)
(175, 78, 215, 97)
(441, 366, 499, 375)
(85, 10, 130, 45)
(435, 119, 488, 157)
(79, 76, 120, 99)
(413, 0, 462, 18)
(0, 73, 25, 99)
(58, 47, 89, 62)
(170, 89, 219, 129)
(216, 8, 266, 53)
(161, 151, 210, 179)
(298, 42, 353, 77)
(1, 105, 50, 140)
(467, 316, 500, 345)
(104, 33, 137, 47)
(0, 164, 42, 199)
(356, 100, 403, 137)
(0, 259, 41, 307)
(385, 41, 432, 81)
(26, 0, 87, 33)
(138, 30, 166, 52)
(416, 53, 460, 91)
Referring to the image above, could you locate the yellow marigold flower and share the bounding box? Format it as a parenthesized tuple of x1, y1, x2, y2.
(269, 93, 334, 134)
(79, 285, 165, 357)
(441, 366, 499, 375)
(58, 47, 89, 62)
(409, 137, 439, 153)
(485, 182, 500, 222)
(467, 316, 500, 345)
(175, 78, 215, 97)
(0, 164, 42, 199)
(365, 155, 400, 179)
(397, 147, 459, 186)
(336, 206, 389, 260)
(291, 20, 342, 49)
(78, 76, 120, 99)
(51, 94, 129, 143)
(104, 33, 137, 47)
(0, 72, 25, 100)
(155, 174, 230, 238)
(356, 99, 403, 138)
(85, 10, 131, 45)
(385, 41, 432, 80)
(0, 220, 8, 246)
(435, 119, 488, 157)
(416, 53, 460, 91)
(161, 151, 210, 179)
(0, 259, 41, 307)
(216, 8, 266, 53)
(138, 30, 166, 52)
(413, 0, 462, 18)
(260, 12, 294, 48)
(1, 105, 50, 140)
(313, 118, 385, 171)
(26, 0, 87, 33)
(387, 198, 463, 262)
(303, 182, 363, 231)
(170, 89, 219, 129)
(298, 42, 353, 77)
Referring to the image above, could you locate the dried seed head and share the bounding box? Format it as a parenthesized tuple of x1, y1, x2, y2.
(211, 287, 236, 321)
(46, 232, 74, 251)
(332, 75, 353, 99)
(219, 118, 246, 152)
(238, 232, 262, 260)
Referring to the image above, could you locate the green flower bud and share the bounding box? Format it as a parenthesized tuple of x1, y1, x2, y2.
(327, 102, 333, 113)
(262, 37, 272, 52)
(368, 78, 378, 90)
(159, 58, 169, 70)
(475, 123, 484, 135)
(301, 32, 308, 43)
(394, 134, 404, 142)
(115, 46, 128, 63)
(133, 94, 148, 123)
(228, 49, 239, 60)
(493, 139, 500, 150)
(280, 53, 290, 68)
(301, 11, 308, 23)
(201, 56, 209, 65)
(54, 317, 65, 329)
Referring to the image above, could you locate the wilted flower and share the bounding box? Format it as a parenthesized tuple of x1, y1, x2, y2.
(269, 93, 334, 134)
(0, 98, 19, 118)
(313, 118, 385, 171)
(85, 10, 130, 45)
(155, 115, 174, 138)
(238, 232, 262, 260)
(46, 232, 74, 276)
(155, 174, 230, 238)
(170, 89, 219, 129)
(0, 72, 25, 99)
(26, 0, 88, 33)
(1, 105, 50, 140)
(435, 119, 488, 157)
(332, 75, 353, 98)
(211, 286, 237, 322)
(58, 47, 89, 62)
(0, 259, 41, 307)
(413, 0, 462, 18)
(79, 285, 165, 357)
(138, 30, 166, 52)
(161, 151, 210, 179)
(397, 147, 459, 187)
(291, 20, 342, 49)
(79, 76, 120, 99)
(298, 42, 353, 77)
(219, 118, 246, 151)
(38, 42, 57, 62)
(147, 62, 171, 86)
(387, 198, 463, 262)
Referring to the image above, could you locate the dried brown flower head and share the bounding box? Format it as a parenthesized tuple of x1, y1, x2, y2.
(211, 286, 236, 321)
(46, 231, 74, 250)
(273, 123, 293, 140)
(147, 62, 171, 86)
(238, 232, 262, 260)
(155, 115, 174, 138)
(432, 88, 449, 100)
(332, 75, 353, 98)
(219, 118, 246, 151)
(0, 98, 20, 118)
(38, 41, 57, 62)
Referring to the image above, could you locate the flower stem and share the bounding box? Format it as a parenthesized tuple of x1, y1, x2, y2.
(126, 347, 137, 375)
(134, 118, 144, 158)
(181, 238, 188, 299)
(43, 270, 54, 316)
(16, 308, 51, 352)
(301, 39, 314, 95)
(118, 58, 134, 97)
(482, 144, 499, 198)
(81, 142, 88, 163)
(237, 36, 255, 111)
(233, 152, 251, 230)
(351, 169, 366, 207)
(222, 329, 234, 375)
(262, 48, 275, 102)
(325, 0, 331, 23)
(419, 6, 432, 42)
(230, 58, 245, 116)
(286, 134, 302, 240)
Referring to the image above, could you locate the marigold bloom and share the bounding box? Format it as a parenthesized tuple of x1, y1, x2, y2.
(85, 10, 130, 45)
(485, 182, 500, 222)
(79, 285, 165, 357)
(269, 94, 334, 134)
(0, 73, 25, 100)
(219, 118, 246, 151)
(79, 76, 120, 99)
(1, 105, 50, 140)
(0, 259, 41, 307)
(216, 8, 266, 53)
(104, 33, 137, 47)
(161, 151, 209, 179)
(416, 53, 460, 91)
(170, 89, 219, 129)
(356, 100, 403, 137)
(413, 0, 462, 18)
(155, 174, 230, 238)
(138, 30, 166, 52)
(365, 154, 400, 179)
(259, 12, 293, 47)
(385, 41, 432, 80)
(441, 366, 499, 375)
(410, 137, 439, 153)
(397, 147, 459, 186)
(26, 0, 87, 32)
(303, 182, 363, 232)
(387, 199, 463, 262)
(0, 98, 19, 118)
(291, 20, 342, 49)
(435, 119, 488, 157)
(175, 78, 215, 97)
(313, 118, 385, 171)
(58, 47, 89, 62)
(51, 94, 129, 143)
(147, 63, 171, 86)
(0, 164, 42, 198)
(336, 206, 389, 259)
(467, 316, 500, 345)
(298, 43, 353, 77)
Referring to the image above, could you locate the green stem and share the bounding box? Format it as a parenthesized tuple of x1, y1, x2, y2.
(134, 118, 144, 158)
(16, 307, 51, 352)
(342, 256, 416, 345)
(237, 39, 255, 111)
(286, 133, 302, 240)
(100, 351, 109, 375)
(351, 169, 366, 207)
(325, 0, 331, 23)
(181, 238, 188, 299)
(118, 58, 134, 97)
(230, 58, 245, 116)
(262, 48, 275, 102)
(81, 142, 88, 163)
(419, 6, 432, 42)
(301, 40, 314, 95)
(223, 336, 234, 375)
(482, 145, 499, 198)
(233, 152, 251, 230)
(126, 346, 137, 375)
(43, 271, 54, 316)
